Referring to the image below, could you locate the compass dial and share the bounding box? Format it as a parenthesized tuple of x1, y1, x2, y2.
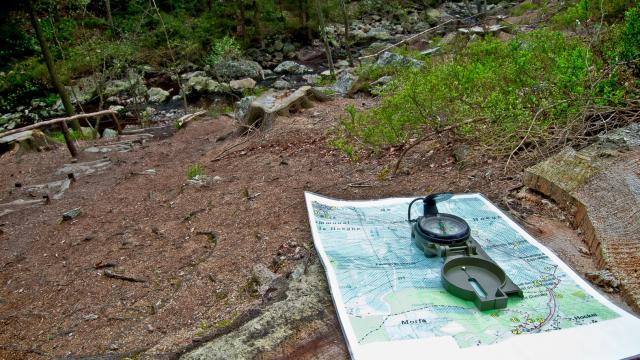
(417, 213, 470, 244)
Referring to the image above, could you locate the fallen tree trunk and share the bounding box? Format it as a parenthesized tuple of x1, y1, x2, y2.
(0, 110, 121, 139)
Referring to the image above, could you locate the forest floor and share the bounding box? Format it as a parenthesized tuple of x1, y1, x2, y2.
(0, 96, 629, 359)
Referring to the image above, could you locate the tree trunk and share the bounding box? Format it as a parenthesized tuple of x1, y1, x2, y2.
(27, 0, 79, 157)
(340, 0, 354, 66)
(105, 0, 114, 30)
(315, 0, 334, 77)
(27, 0, 79, 129)
(238, 1, 246, 40)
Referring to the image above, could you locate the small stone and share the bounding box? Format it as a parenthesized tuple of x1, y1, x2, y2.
(376, 51, 423, 68)
(578, 246, 590, 256)
(453, 145, 470, 164)
(420, 47, 440, 56)
(62, 208, 82, 221)
(83, 314, 98, 321)
(252, 263, 277, 287)
(146, 324, 155, 332)
(302, 74, 321, 85)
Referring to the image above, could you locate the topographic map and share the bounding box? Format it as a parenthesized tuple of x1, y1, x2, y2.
(305, 192, 640, 359)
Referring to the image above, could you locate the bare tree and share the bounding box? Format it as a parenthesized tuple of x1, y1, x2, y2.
(151, 0, 189, 115)
(26, 0, 79, 157)
(339, 0, 354, 66)
(315, 0, 335, 77)
(105, 0, 114, 30)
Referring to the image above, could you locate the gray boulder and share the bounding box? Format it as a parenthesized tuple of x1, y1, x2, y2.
(186, 76, 231, 94)
(369, 27, 392, 41)
(147, 87, 170, 103)
(234, 96, 256, 121)
(302, 74, 321, 85)
(332, 71, 359, 95)
(66, 76, 98, 105)
(229, 78, 257, 91)
(180, 70, 206, 80)
(274, 61, 311, 75)
(0, 113, 22, 132)
(211, 59, 263, 82)
(335, 59, 350, 68)
(282, 42, 296, 55)
(272, 79, 291, 90)
(104, 78, 145, 98)
(376, 51, 423, 68)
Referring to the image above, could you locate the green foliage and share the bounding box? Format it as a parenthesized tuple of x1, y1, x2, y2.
(510, 1, 546, 17)
(186, 163, 203, 179)
(552, 0, 636, 28)
(333, 30, 611, 155)
(205, 36, 242, 66)
(242, 87, 266, 97)
(48, 128, 83, 143)
(194, 320, 209, 337)
(604, 4, 640, 66)
(0, 57, 49, 111)
(0, 18, 37, 64)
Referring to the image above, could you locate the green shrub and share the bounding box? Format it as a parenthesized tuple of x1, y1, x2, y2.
(553, 0, 636, 28)
(205, 36, 242, 66)
(333, 30, 604, 155)
(510, 1, 545, 17)
(0, 57, 50, 111)
(605, 5, 640, 65)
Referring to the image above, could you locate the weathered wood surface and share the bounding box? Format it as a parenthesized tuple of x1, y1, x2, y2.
(239, 86, 329, 133)
(0, 129, 56, 155)
(524, 123, 640, 312)
(0, 110, 120, 139)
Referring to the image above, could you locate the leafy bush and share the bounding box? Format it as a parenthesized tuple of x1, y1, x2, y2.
(604, 4, 640, 66)
(553, 0, 636, 28)
(333, 30, 608, 155)
(205, 36, 242, 66)
(0, 57, 50, 111)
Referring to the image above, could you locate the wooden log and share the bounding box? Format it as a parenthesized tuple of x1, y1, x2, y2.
(238, 86, 329, 135)
(176, 110, 207, 129)
(0, 110, 119, 139)
(524, 124, 640, 312)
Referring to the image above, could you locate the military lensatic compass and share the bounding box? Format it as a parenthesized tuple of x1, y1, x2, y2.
(408, 193, 522, 310)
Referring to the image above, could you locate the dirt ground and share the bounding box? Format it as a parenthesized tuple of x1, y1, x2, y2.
(0, 96, 630, 359)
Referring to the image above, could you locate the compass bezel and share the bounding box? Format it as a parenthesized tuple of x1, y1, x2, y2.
(416, 213, 470, 245)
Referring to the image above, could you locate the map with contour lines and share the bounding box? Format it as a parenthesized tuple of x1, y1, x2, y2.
(306, 193, 619, 349)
